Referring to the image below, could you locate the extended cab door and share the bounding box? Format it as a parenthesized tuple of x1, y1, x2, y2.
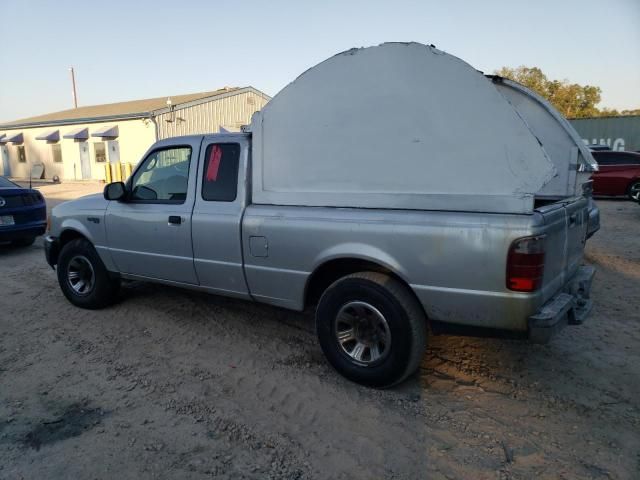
(191, 134, 251, 298)
(104, 138, 201, 284)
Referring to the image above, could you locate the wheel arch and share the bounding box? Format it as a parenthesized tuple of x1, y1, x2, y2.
(46, 228, 89, 267)
(304, 255, 427, 321)
(57, 218, 96, 246)
(55, 223, 117, 273)
(59, 228, 89, 248)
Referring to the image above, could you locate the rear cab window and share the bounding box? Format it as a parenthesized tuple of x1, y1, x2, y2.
(202, 143, 240, 202)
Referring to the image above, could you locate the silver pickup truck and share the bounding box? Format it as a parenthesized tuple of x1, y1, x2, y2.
(44, 43, 598, 387)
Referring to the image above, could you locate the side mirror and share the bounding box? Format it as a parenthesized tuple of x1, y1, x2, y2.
(104, 182, 126, 201)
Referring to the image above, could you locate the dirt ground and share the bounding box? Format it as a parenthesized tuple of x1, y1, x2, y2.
(0, 186, 639, 479)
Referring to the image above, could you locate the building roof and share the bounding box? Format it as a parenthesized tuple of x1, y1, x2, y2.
(0, 87, 267, 129)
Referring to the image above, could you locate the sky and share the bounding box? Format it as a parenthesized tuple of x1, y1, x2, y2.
(0, 0, 638, 123)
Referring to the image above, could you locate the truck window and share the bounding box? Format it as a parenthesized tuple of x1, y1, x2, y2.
(130, 146, 192, 203)
(201, 143, 239, 202)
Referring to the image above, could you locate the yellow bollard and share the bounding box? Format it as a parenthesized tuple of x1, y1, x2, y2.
(105, 163, 112, 183)
(115, 162, 122, 181)
(121, 162, 131, 180)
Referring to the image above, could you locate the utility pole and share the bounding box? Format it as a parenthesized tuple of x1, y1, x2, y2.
(69, 67, 78, 108)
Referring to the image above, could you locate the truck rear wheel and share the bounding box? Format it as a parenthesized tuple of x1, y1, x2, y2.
(57, 238, 120, 309)
(315, 272, 427, 388)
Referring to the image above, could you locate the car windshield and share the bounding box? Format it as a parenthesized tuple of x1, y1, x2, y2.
(0, 176, 18, 188)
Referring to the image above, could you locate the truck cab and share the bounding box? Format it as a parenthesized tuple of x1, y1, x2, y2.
(102, 134, 251, 296)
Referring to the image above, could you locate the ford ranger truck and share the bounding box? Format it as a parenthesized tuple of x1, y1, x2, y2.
(44, 43, 596, 387)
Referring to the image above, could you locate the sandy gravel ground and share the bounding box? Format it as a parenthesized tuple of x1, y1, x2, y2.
(0, 189, 639, 479)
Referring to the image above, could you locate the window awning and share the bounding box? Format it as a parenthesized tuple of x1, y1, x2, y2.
(35, 129, 60, 142)
(0, 134, 6, 144)
(91, 125, 118, 138)
(3, 132, 23, 144)
(63, 127, 89, 140)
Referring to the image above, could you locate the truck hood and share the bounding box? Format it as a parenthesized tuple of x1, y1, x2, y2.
(52, 193, 107, 217)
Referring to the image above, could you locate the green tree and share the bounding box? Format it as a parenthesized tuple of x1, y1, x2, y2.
(494, 66, 604, 119)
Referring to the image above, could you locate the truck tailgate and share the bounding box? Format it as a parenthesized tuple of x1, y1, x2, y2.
(535, 197, 589, 303)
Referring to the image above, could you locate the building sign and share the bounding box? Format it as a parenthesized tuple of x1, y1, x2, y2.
(581, 137, 625, 151)
(570, 116, 640, 152)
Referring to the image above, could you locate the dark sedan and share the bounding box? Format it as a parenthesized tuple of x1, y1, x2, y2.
(0, 177, 47, 246)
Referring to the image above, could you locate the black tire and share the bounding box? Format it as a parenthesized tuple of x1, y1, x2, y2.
(56, 238, 120, 309)
(11, 236, 35, 247)
(627, 180, 640, 201)
(316, 272, 427, 388)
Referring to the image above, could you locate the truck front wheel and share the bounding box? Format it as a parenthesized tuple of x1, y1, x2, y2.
(315, 272, 427, 388)
(57, 238, 120, 309)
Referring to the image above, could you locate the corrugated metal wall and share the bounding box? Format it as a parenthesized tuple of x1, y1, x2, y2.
(156, 91, 269, 139)
(570, 115, 640, 151)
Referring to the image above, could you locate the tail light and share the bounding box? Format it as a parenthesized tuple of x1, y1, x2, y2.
(506, 235, 546, 292)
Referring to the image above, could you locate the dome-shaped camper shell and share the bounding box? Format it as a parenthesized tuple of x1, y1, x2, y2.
(249, 42, 587, 214)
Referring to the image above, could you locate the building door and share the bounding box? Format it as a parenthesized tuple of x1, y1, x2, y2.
(107, 140, 120, 180)
(107, 140, 120, 162)
(79, 142, 91, 179)
(1, 146, 10, 177)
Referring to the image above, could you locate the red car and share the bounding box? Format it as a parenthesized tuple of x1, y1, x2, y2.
(591, 151, 640, 201)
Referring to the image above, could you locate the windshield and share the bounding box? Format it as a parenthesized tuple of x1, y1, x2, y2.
(0, 176, 18, 188)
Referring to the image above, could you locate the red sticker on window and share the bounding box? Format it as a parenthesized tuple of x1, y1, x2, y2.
(206, 145, 222, 181)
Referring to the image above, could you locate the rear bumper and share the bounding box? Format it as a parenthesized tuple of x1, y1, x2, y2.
(44, 235, 60, 268)
(528, 265, 595, 343)
(0, 222, 47, 242)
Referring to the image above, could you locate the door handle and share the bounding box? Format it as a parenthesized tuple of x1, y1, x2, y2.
(168, 215, 182, 225)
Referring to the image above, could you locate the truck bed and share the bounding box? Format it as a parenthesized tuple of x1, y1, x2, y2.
(241, 198, 588, 332)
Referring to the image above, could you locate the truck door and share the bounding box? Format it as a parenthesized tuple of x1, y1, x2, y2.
(191, 135, 251, 298)
(105, 140, 200, 284)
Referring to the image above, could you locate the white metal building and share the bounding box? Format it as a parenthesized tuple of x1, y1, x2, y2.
(0, 87, 270, 181)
